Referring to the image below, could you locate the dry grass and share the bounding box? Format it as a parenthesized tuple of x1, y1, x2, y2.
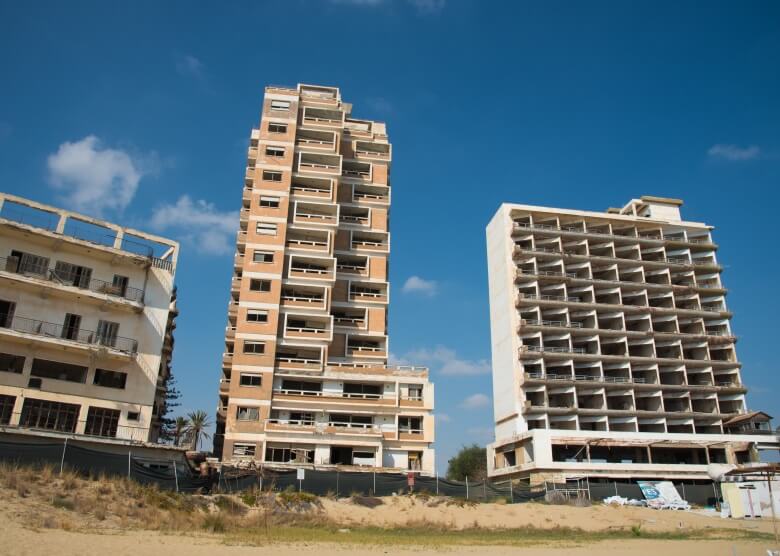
(0, 461, 775, 548)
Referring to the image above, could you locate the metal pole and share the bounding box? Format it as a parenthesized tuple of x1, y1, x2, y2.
(767, 472, 778, 550)
(127, 450, 131, 478)
(466, 476, 469, 500)
(614, 481, 618, 496)
(681, 482, 687, 501)
(509, 479, 513, 504)
(373, 471, 376, 496)
(59, 438, 68, 475)
(173, 460, 179, 493)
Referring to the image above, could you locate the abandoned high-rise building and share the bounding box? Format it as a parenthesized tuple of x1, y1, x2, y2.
(0, 193, 179, 443)
(486, 196, 780, 483)
(214, 84, 435, 473)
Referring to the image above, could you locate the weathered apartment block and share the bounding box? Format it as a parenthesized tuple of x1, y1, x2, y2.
(486, 196, 779, 483)
(214, 84, 435, 473)
(0, 193, 179, 443)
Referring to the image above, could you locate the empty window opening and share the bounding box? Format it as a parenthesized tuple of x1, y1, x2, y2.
(93, 368, 127, 389)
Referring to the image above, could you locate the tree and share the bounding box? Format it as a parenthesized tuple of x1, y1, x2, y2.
(157, 375, 182, 443)
(446, 444, 487, 481)
(173, 416, 188, 447)
(186, 410, 212, 451)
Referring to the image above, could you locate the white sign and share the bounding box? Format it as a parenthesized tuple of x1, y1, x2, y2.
(296, 468, 305, 481)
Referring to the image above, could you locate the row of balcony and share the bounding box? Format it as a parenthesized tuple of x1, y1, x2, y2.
(518, 319, 734, 342)
(514, 246, 719, 276)
(0, 313, 138, 355)
(512, 221, 713, 247)
(1, 255, 144, 304)
(515, 267, 724, 294)
(523, 371, 742, 390)
(517, 292, 728, 317)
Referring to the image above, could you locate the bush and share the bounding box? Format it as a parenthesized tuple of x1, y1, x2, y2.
(52, 496, 75, 511)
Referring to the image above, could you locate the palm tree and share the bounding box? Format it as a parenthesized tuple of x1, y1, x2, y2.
(173, 416, 188, 447)
(186, 410, 212, 451)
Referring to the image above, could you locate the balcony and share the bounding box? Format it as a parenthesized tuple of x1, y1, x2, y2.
(332, 308, 366, 328)
(297, 152, 341, 176)
(284, 315, 332, 340)
(342, 161, 372, 181)
(352, 184, 390, 205)
(349, 282, 388, 304)
(339, 207, 370, 227)
(336, 255, 368, 277)
(351, 231, 389, 253)
(354, 141, 391, 161)
(293, 201, 339, 227)
(0, 256, 144, 305)
(301, 106, 344, 127)
(274, 350, 323, 373)
(286, 228, 330, 253)
(0, 314, 137, 356)
(295, 128, 337, 151)
(347, 336, 387, 358)
(281, 286, 327, 310)
(288, 255, 335, 281)
(291, 176, 333, 200)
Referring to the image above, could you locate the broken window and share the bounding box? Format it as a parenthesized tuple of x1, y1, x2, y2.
(84, 407, 120, 437)
(93, 368, 127, 389)
(20, 398, 79, 432)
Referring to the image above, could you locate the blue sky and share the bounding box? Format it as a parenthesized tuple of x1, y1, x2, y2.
(1, 1, 779, 473)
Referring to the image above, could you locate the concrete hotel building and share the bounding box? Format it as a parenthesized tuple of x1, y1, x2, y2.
(486, 196, 780, 483)
(0, 193, 179, 443)
(214, 84, 434, 473)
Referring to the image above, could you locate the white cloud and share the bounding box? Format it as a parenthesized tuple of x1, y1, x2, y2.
(150, 195, 238, 255)
(47, 135, 152, 217)
(707, 144, 761, 161)
(402, 275, 438, 296)
(460, 393, 490, 410)
(176, 54, 205, 79)
(436, 413, 451, 423)
(393, 345, 491, 376)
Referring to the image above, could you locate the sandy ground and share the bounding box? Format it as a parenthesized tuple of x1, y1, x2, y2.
(320, 496, 779, 535)
(2, 525, 777, 556)
(2, 488, 779, 555)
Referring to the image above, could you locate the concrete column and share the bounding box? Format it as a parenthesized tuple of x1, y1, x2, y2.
(646, 446, 653, 463)
(55, 213, 67, 234)
(113, 228, 125, 250)
(10, 394, 24, 426)
(705, 447, 711, 464)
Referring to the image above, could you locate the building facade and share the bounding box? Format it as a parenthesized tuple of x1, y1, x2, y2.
(486, 196, 780, 483)
(0, 193, 179, 443)
(214, 84, 434, 473)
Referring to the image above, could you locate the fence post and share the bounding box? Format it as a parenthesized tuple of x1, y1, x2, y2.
(466, 476, 469, 500)
(373, 471, 376, 496)
(483, 479, 487, 501)
(173, 460, 179, 493)
(127, 450, 131, 478)
(681, 482, 687, 501)
(336, 471, 339, 497)
(436, 472, 439, 496)
(509, 479, 513, 504)
(614, 481, 618, 496)
(59, 438, 68, 475)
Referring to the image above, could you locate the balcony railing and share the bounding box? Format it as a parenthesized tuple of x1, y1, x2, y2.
(0, 314, 137, 355)
(521, 345, 586, 354)
(513, 222, 712, 245)
(514, 244, 718, 268)
(1, 257, 144, 303)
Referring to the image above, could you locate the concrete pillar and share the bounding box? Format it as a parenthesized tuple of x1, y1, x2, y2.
(55, 213, 67, 234)
(113, 228, 125, 250)
(646, 445, 653, 463)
